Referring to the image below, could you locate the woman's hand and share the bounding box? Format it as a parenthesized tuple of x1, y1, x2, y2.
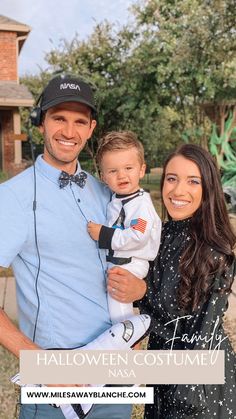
(107, 266, 147, 303)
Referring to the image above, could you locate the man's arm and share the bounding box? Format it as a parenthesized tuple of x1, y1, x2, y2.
(0, 308, 39, 357)
(0, 186, 39, 356)
(0, 309, 86, 388)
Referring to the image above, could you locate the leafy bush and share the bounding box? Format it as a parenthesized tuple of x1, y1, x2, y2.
(0, 172, 8, 183)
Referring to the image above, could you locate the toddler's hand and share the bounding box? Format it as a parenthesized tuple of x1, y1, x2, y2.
(87, 221, 102, 241)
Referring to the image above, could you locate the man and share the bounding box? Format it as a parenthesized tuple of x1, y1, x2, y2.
(0, 75, 146, 419)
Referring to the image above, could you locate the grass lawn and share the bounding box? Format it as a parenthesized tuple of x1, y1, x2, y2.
(0, 346, 19, 419)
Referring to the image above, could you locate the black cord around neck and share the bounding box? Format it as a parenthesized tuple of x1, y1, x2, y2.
(28, 126, 41, 343)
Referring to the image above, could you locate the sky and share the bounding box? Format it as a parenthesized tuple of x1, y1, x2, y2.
(1, 0, 136, 75)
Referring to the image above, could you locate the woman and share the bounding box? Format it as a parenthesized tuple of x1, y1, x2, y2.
(137, 144, 236, 418)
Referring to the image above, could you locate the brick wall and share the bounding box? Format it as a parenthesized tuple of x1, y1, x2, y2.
(0, 31, 17, 81)
(0, 110, 30, 176)
(1, 110, 15, 172)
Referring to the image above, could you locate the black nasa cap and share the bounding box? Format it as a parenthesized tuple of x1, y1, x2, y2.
(41, 74, 97, 113)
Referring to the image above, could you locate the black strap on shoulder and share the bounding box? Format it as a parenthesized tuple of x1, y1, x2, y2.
(121, 191, 141, 206)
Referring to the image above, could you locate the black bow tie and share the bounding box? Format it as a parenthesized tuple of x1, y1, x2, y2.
(58, 170, 87, 189)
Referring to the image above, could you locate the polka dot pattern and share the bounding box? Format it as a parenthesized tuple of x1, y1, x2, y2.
(139, 219, 236, 418)
(58, 170, 87, 189)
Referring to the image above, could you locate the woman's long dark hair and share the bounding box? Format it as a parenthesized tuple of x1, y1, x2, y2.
(160, 144, 236, 313)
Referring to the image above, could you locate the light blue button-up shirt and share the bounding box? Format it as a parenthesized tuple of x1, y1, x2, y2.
(0, 156, 111, 348)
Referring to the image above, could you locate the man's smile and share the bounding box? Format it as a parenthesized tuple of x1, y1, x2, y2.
(56, 139, 77, 147)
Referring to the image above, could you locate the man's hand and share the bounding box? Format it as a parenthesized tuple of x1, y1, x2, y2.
(87, 221, 102, 241)
(107, 266, 147, 303)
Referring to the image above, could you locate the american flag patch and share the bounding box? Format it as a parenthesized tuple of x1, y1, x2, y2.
(130, 218, 147, 233)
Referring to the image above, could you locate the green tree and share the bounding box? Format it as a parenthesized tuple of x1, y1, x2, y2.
(44, 19, 181, 167)
(20, 0, 236, 171)
(131, 0, 236, 146)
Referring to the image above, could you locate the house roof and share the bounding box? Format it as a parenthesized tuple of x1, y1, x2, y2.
(0, 81, 34, 107)
(0, 15, 31, 52)
(0, 14, 31, 33)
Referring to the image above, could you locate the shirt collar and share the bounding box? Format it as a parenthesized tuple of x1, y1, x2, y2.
(35, 155, 82, 185)
(115, 189, 142, 199)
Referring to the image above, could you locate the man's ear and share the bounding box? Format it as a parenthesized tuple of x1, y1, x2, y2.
(38, 124, 44, 135)
(89, 119, 97, 137)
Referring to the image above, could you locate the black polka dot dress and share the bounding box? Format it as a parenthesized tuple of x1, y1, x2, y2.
(139, 219, 236, 419)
